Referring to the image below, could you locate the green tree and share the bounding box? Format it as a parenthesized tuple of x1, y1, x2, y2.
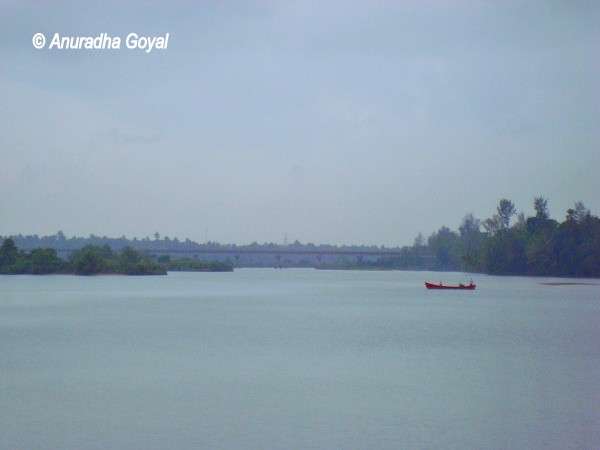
(566, 201, 591, 223)
(525, 197, 558, 274)
(99, 244, 115, 259)
(458, 213, 484, 271)
(548, 209, 600, 277)
(481, 227, 527, 275)
(118, 246, 165, 275)
(30, 248, 65, 274)
(0, 238, 19, 268)
(483, 215, 501, 236)
(70, 246, 104, 275)
(534, 196, 549, 220)
(477, 199, 525, 274)
(427, 226, 460, 270)
(120, 246, 141, 265)
(497, 198, 516, 229)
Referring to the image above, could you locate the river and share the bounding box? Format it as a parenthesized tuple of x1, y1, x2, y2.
(1, 269, 599, 449)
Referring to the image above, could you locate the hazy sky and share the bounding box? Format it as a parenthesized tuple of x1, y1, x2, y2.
(1, 1, 598, 246)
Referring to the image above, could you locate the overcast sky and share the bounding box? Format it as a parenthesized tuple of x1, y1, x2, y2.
(1, 1, 598, 246)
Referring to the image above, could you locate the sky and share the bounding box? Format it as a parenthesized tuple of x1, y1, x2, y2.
(1, 1, 598, 247)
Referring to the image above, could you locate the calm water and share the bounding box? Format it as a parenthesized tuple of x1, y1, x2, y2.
(1, 269, 599, 449)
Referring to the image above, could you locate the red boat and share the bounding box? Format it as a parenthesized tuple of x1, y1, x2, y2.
(425, 282, 476, 290)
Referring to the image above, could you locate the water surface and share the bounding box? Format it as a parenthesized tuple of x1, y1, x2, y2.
(2, 270, 599, 449)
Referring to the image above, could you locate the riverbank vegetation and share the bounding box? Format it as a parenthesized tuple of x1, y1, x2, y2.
(157, 255, 233, 273)
(366, 198, 599, 277)
(0, 241, 233, 275)
(1, 198, 597, 277)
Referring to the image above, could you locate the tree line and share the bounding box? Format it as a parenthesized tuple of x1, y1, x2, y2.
(1, 197, 597, 276)
(366, 198, 599, 277)
(0, 241, 233, 275)
(2, 231, 390, 254)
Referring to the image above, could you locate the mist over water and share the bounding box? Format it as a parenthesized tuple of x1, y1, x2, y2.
(2, 270, 599, 449)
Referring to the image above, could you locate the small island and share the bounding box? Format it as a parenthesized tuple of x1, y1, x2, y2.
(0, 239, 233, 276)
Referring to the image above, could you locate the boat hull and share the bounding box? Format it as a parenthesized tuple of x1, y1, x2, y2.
(425, 282, 476, 290)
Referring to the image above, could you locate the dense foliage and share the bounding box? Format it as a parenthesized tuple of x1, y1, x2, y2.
(0, 239, 69, 274)
(370, 198, 599, 277)
(0, 241, 166, 275)
(0, 242, 233, 275)
(68, 245, 167, 275)
(165, 257, 233, 272)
